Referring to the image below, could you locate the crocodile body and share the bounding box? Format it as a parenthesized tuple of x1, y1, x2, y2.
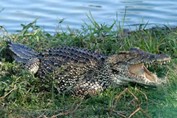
(6, 42, 171, 95)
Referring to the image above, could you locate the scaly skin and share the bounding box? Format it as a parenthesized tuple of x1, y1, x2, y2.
(6, 42, 171, 96)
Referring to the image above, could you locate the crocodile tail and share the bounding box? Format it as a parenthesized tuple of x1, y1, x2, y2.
(7, 41, 39, 63)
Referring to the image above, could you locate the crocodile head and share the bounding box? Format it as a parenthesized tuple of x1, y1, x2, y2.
(107, 48, 171, 86)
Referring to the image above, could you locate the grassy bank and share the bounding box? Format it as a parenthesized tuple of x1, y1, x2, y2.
(0, 20, 177, 118)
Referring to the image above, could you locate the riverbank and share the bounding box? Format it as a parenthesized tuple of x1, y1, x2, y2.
(0, 21, 177, 117)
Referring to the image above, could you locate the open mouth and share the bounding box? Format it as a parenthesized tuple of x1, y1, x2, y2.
(128, 60, 170, 83)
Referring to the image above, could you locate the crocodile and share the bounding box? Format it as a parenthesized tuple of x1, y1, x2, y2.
(5, 41, 171, 96)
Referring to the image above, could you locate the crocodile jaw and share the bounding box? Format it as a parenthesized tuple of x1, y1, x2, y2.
(111, 60, 170, 86)
(129, 63, 158, 83)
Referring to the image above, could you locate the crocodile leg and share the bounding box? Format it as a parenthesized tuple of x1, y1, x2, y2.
(25, 58, 40, 74)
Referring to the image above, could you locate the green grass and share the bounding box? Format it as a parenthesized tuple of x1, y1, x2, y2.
(0, 19, 177, 118)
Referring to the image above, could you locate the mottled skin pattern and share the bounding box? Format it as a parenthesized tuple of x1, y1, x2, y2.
(7, 42, 171, 96)
(36, 47, 108, 95)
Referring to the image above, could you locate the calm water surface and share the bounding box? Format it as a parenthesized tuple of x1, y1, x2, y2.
(0, 0, 177, 33)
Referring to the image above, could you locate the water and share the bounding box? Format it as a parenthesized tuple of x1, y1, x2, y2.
(0, 0, 177, 33)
